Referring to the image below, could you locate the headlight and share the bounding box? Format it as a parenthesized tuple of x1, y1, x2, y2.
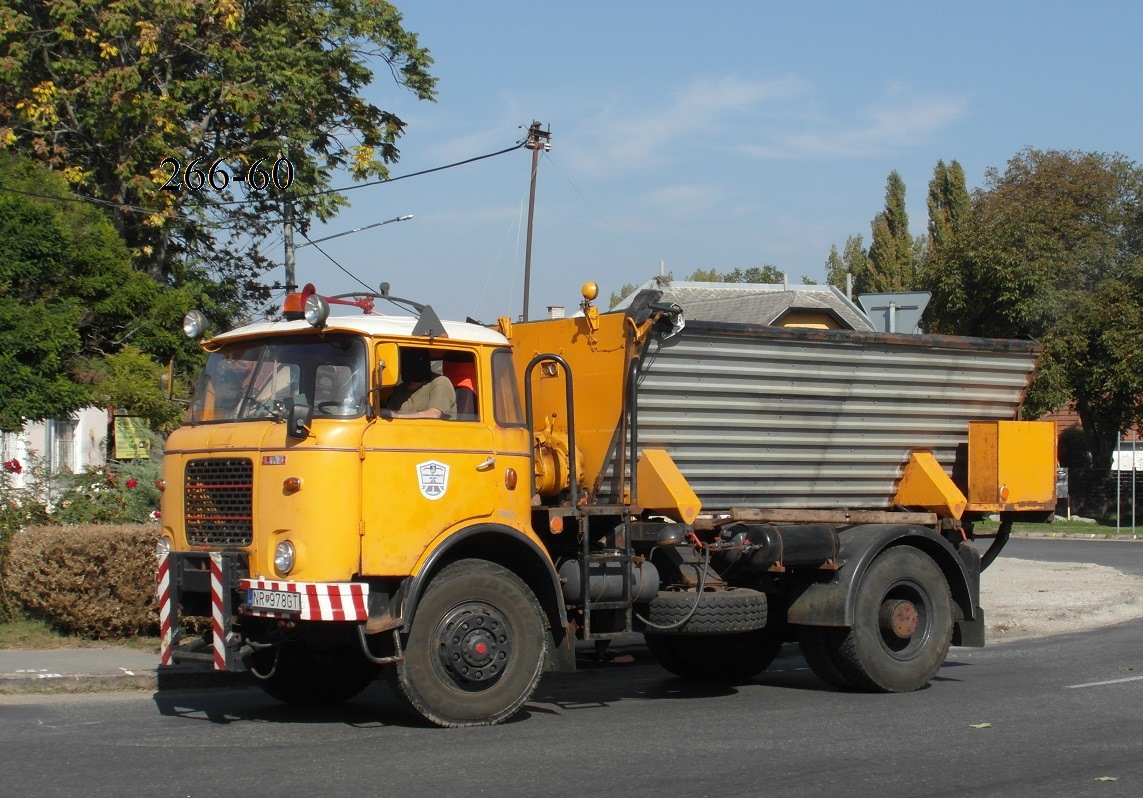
(274, 540, 296, 576)
(156, 536, 172, 559)
(304, 294, 330, 327)
(182, 309, 209, 339)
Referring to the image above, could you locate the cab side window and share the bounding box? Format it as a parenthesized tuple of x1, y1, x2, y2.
(442, 352, 479, 421)
(492, 349, 525, 427)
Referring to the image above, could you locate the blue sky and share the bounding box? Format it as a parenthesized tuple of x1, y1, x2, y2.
(288, 0, 1143, 323)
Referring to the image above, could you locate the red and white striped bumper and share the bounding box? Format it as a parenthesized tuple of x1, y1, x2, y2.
(240, 577, 370, 622)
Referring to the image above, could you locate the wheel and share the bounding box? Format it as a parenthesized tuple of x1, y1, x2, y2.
(797, 625, 855, 690)
(646, 626, 785, 682)
(834, 546, 954, 692)
(250, 627, 378, 706)
(643, 588, 767, 634)
(392, 559, 546, 727)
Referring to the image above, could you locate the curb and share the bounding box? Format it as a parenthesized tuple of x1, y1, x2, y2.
(0, 667, 254, 695)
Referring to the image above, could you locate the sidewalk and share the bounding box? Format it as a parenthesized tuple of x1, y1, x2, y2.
(0, 647, 163, 694)
(0, 637, 646, 695)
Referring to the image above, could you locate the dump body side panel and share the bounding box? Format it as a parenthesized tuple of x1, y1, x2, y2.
(605, 321, 1041, 511)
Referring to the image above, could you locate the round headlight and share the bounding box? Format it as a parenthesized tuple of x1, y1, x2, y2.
(303, 294, 330, 328)
(274, 540, 296, 576)
(156, 536, 172, 559)
(182, 309, 209, 339)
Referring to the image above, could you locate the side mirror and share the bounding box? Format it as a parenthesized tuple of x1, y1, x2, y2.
(286, 397, 313, 440)
(375, 342, 400, 387)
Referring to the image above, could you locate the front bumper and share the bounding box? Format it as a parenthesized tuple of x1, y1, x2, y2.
(156, 552, 370, 671)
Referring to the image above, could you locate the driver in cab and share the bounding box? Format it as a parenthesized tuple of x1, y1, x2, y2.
(381, 349, 456, 420)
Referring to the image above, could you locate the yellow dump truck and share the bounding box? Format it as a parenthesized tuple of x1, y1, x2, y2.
(157, 282, 1056, 726)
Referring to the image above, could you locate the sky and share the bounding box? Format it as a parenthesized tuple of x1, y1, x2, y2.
(286, 0, 1143, 324)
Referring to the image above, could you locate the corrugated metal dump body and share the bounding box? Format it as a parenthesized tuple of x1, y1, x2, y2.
(626, 321, 1041, 512)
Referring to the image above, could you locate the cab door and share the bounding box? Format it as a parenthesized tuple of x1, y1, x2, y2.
(359, 362, 496, 578)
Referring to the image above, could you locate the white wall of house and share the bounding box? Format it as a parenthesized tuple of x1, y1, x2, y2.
(1, 408, 109, 487)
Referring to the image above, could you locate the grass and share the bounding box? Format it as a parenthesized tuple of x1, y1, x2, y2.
(0, 615, 159, 651)
(975, 517, 1143, 538)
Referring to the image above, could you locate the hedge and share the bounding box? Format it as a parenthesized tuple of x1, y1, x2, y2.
(4, 524, 160, 638)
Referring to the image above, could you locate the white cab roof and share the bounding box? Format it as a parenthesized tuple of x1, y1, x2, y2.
(209, 312, 509, 346)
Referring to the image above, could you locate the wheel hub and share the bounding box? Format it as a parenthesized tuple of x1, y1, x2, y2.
(437, 604, 512, 687)
(880, 599, 919, 639)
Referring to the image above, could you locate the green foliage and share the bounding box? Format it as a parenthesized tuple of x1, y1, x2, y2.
(924, 148, 1143, 467)
(686, 265, 785, 283)
(825, 235, 872, 294)
(0, 0, 437, 315)
(0, 153, 200, 430)
(927, 160, 970, 250)
(867, 171, 918, 292)
(1058, 427, 1093, 469)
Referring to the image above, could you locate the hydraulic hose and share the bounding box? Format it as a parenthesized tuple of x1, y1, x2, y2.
(979, 520, 1013, 572)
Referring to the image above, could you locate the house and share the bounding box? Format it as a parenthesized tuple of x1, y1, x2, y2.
(0, 408, 109, 489)
(610, 278, 875, 331)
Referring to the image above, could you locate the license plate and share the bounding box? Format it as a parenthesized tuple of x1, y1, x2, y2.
(248, 588, 302, 613)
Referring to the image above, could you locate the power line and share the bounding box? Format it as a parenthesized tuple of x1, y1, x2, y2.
(296, 230, 376, 295)
(0, 138, 527, 219)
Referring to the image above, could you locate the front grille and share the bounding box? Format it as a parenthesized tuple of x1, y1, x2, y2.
(185, 458, 254, 547)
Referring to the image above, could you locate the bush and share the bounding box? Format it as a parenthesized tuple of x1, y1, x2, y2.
(4, 523, 160, 638)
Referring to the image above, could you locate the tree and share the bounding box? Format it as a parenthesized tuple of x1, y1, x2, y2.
(0, 153, 195, 431)
(924, 148, 1143, 467)
(687, 265, 785, 283)
(825, 234, 872, 295)
(926, 160, 970, 251)
(866, 171, 918, 292)
(0, 0, 436, 316)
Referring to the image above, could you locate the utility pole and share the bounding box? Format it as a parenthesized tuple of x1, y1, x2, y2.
(522, 121, 551, 322)
(283, 199, 297, 292)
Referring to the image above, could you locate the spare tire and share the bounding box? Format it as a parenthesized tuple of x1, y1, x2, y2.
(642, 588, 767, 634)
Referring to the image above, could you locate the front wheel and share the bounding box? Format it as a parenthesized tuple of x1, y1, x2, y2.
(834, 546, 954, 692)
(391, 559, 547, 727)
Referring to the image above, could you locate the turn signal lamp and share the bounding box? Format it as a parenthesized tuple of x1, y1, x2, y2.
(283, 477, 302, 493)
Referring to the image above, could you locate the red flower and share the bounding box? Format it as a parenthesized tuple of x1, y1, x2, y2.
(125, 477, 138, 489)
(2, 459, 22, 474)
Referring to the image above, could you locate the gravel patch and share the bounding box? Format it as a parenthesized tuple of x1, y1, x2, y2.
(983, 557, 1143, 641)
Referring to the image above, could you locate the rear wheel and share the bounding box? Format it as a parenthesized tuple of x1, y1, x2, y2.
(798, 626, 854, 690)
(251, 627, 378, 707)
(834, 546, 953, 692)
(645, 626, 785, 682)
(392, 559, 546, 727)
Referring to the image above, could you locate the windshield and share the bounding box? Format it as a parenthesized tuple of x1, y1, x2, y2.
(188, 334, 367, 424)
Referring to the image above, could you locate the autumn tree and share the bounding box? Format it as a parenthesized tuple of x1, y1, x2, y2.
(0, 0, 436, 317)
(924, 148, 1143, 467)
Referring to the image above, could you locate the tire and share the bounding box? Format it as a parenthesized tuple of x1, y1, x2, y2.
(643, 588, 767, 634)
(251, 627, 379, 707)
(797, 625, 855, 690)
(833, 546, 954, 693)
(392, 559, 546, 727)
(645, 626, 785, 682)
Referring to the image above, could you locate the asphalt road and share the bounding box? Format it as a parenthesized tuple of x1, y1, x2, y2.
(2, 615, 1140, 798)
(999, 536, 1143, 577)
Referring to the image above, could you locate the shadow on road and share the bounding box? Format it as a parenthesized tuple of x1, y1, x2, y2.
(151, 645, 969, 727)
